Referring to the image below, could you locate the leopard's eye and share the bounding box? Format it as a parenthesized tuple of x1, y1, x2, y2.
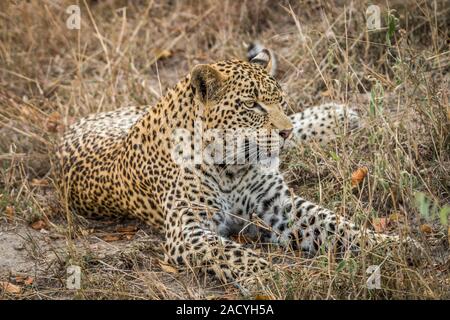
(241, 101, 255, 109)
(243, 101, 267, 113)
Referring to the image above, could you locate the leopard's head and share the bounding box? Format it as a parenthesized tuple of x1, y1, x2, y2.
(189, 51, 293, 165)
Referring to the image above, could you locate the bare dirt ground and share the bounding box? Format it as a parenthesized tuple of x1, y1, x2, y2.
(0, 0, 449, 299)
(0, 212, 234, 299)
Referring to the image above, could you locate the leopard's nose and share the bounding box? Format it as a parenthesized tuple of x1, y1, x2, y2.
(279, 128, 293, 140)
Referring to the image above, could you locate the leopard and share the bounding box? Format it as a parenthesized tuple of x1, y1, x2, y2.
(57, 48, 422, 287)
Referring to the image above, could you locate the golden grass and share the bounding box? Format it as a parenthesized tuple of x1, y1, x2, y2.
(0, 0, 448, 299)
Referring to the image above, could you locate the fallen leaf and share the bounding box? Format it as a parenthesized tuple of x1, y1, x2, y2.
(116, 225, 138, 234)
(159, 261, 178, 274)
(15, 276, 33, 286)
(24, 277, 34, 286)
(420, 224, 433, 234)
(351, 166, 368, 187)
(155, 49, 172, 60)
(388, 212, 403, 222)
(31, 220, 46, 230)
(101, 234, 121, 242)
(31, 178, 49, 187)
(254, 294, 271, 300)
(372, 217, 389, 233)
(0, 281, 21, 294)
(5, 205, 15, 222)
(45, 111, 62, 133)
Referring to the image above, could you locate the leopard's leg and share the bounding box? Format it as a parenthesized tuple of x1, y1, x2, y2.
(276, 196, 420, 255)
(287, 103, 360, 146)
(163, 199, 270, 286)
(238, 168, 422, 257)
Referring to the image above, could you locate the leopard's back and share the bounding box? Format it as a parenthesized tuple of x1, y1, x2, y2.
(56, 106, 148, 217)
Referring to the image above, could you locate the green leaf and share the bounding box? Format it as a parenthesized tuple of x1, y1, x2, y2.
(385, 10, 398, 46)
(330, 151, 340, 162)
(415, 192, 429, 219)
(336, 260, 346, 273)
(439, 206, 450, 226)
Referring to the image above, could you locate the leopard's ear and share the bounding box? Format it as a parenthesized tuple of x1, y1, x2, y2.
(249, 49, 272, 74)
(190, 64, 224, 104)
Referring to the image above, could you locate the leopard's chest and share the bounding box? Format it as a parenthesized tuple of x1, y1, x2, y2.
(208, 165, 291, 237)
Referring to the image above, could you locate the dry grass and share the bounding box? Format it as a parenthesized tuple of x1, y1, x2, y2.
(0, 0, 449, 299)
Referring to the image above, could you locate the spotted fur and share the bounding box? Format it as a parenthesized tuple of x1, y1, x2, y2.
(57, 51, 421, 286)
